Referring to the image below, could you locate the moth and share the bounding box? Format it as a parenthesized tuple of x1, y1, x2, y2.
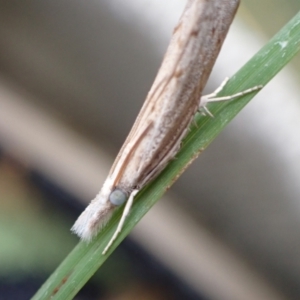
(72, 0, 261, 254)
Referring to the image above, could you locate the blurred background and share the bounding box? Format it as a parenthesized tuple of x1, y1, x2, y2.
(0, 0, 300, 299)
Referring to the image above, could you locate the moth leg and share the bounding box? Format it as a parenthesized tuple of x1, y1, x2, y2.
(102, 189, 139, 255)
(202, 85, 263, 104)
(199, 77, 263, 116)
(198, 77, 229, 117)
(199, 105, 214, 118)
(202, 77, 229, 100)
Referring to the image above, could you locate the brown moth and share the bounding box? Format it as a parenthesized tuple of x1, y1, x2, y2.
(72, 0, 261, 254)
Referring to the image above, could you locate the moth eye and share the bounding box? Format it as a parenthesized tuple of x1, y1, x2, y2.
(109, 189, 127, 206)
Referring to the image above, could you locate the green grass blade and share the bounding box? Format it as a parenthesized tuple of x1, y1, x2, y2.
(31, 11, 300, 300)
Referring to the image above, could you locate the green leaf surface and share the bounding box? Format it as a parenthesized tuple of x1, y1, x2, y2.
(32, 11, 300, 300)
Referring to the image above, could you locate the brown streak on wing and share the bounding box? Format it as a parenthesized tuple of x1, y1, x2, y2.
(112, 121, 154, 188)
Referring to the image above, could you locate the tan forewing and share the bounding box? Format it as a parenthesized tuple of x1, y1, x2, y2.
(109, 0, 240, 192)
